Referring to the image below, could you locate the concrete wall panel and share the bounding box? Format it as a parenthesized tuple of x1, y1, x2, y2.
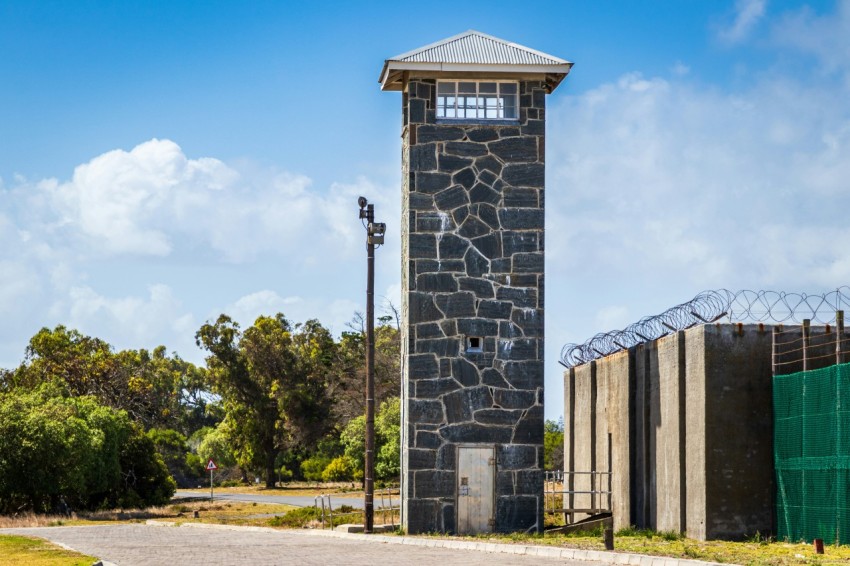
(633, 344, 650, 529)
(703, 324, 773, 539)
(651, 332, 685, 533)
(684, 327, 707, 541)
(599, 349, 633, 530)
(572, 362, 595, 519)
(564, 322, 779, 540)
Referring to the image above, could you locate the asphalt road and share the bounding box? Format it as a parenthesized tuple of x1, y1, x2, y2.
(0, 524, 610, 566)
(174, 490, 366, 509)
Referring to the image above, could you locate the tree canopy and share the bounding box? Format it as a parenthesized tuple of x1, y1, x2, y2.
(0, 384, 175, 513)
(196, 314, 337, 487)
(0, 308, 404, 507)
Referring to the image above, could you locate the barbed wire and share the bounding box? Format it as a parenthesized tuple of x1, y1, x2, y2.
(559, 287, 850, 368)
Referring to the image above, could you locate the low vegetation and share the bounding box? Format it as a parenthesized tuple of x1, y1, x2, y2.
(0, 534, 96, 566)
(427, 527, 850, 565)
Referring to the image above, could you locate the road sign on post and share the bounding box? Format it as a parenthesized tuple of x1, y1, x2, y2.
(207, 459, 217, 500)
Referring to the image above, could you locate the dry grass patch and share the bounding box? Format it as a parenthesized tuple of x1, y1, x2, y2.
(0, 500, 296, 529)
(163, 500, 297, 527)
(0, 514, 77, 529)
(0, 534, 96, 566)
(179, 482, 367, 498)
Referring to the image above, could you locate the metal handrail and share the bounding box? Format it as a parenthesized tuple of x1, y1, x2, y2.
(544, 470, 612, 516)
(313, 489, 401, 530)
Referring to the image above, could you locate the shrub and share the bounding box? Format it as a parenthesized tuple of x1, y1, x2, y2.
(267, 506, 321, 527)
(300, 456, 331, 482)
(278, 467, 294, 482)
(0, 385, 175, 512)
(321, 456, 355, 482)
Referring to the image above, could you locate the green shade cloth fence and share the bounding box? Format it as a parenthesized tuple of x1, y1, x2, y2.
(774, 363, 850, 544)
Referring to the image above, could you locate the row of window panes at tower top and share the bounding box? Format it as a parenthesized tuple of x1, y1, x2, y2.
(437, 81, 518, 120)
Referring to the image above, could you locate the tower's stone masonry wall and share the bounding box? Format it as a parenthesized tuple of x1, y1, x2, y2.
(401, 77, 547, 533)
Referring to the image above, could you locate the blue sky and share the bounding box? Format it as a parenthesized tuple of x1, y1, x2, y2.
(1, 0, 848, 420)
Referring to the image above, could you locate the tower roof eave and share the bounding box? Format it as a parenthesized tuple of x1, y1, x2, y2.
(379, 30, 573, 92)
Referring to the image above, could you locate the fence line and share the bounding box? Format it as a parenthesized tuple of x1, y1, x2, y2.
(560, 287, 850, 368)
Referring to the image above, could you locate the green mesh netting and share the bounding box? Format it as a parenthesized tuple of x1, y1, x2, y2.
(774, 363, 850, 544)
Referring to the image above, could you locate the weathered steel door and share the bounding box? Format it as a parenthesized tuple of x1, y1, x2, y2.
(456, 445, 495, 534)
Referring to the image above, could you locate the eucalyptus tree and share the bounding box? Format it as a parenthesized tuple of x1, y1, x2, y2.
(196, 314, 335, 487)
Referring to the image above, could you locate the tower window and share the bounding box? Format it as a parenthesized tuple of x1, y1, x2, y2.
(437, 81, 518, 120)
(466, 336, 483, 353)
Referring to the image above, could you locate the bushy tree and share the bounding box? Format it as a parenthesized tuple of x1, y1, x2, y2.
(332, 313, 400, 424)
(147, 428, 204, 488)
(196, 314, 335, 487)
(196, 422, 237, 469)
(340, 397, 400, 483)
(6, 326, 209, 433)
(375, 397, 401, 480)
(300, 456, 331, 482)
(0, 384, 175, 513)
(321, 456, 357, 482)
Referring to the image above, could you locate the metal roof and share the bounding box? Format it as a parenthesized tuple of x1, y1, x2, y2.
(379, 30, 572, 92)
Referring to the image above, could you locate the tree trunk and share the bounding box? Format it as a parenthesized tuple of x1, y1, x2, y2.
(266, 450, 276, 488)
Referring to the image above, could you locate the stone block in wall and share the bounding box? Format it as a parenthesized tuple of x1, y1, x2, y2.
(458, 216, 492, 239)
(416, 125, 465, 143)
(488, 136, 539, 162)
(415, 470, 454, 498)
(409, 234, 437, 259)
(475, 408, 522, 426)
(440, 423, 513, 443)
(493, 388, 536, 409)
(434, 185, 470, 211)
(406, 499, 444, 532)
(415, 172, 452, 194)
(502, 163, 544, 187)
(409, 399, 444, 424)
(415, 377, 460, 399)
(498, 444, 538, 470)
(444, 386, 493, 423)
(495, 496, 539, 533)
(470, 233, 501, 260)
(502, 360, 543, 390)
(498, 208, 544, 230)
(503, 188, 539, 208)
(513, 405, 544, 444)
(474, 155, 503, 175)
(496, 287, 537, 309)
(469, 182, 501, 205)
(463, 247, 489, 277)
(410, 143, 437, 171)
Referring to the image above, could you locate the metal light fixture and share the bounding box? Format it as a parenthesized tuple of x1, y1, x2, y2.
(358, 196, 385, 534)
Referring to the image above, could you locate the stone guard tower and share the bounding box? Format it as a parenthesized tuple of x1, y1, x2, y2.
(379, 30, 571, 534)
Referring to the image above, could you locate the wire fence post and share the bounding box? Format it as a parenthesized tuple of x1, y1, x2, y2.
(802, 319, 811, 372)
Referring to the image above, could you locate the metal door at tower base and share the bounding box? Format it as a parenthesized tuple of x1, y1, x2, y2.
(456, 445, 495, 535)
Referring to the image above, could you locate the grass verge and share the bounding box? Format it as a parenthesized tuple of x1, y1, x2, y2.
(422, 528, 850, 565)
(0, 534, 96, 566)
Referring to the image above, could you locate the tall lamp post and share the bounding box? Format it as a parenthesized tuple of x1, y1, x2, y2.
(358, 196, 385, 533)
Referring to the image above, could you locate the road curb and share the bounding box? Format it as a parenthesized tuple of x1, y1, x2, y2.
(145, 521, 733, 566)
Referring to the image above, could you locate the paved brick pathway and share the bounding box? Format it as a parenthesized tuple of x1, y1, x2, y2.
(1, 523, 608, 566)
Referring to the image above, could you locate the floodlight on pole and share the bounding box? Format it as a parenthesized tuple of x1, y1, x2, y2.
(358, 196, 385, 534)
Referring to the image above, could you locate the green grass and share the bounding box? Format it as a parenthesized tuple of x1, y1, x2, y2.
(0, 534, 96, 566)
(420, 527, 850, 565)
(266, 504, 370, 529)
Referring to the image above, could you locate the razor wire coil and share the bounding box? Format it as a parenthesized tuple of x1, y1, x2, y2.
(559, 287, 850, 368)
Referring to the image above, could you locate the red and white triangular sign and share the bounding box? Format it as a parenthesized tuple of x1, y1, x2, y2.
(206, 459, 218, 471)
